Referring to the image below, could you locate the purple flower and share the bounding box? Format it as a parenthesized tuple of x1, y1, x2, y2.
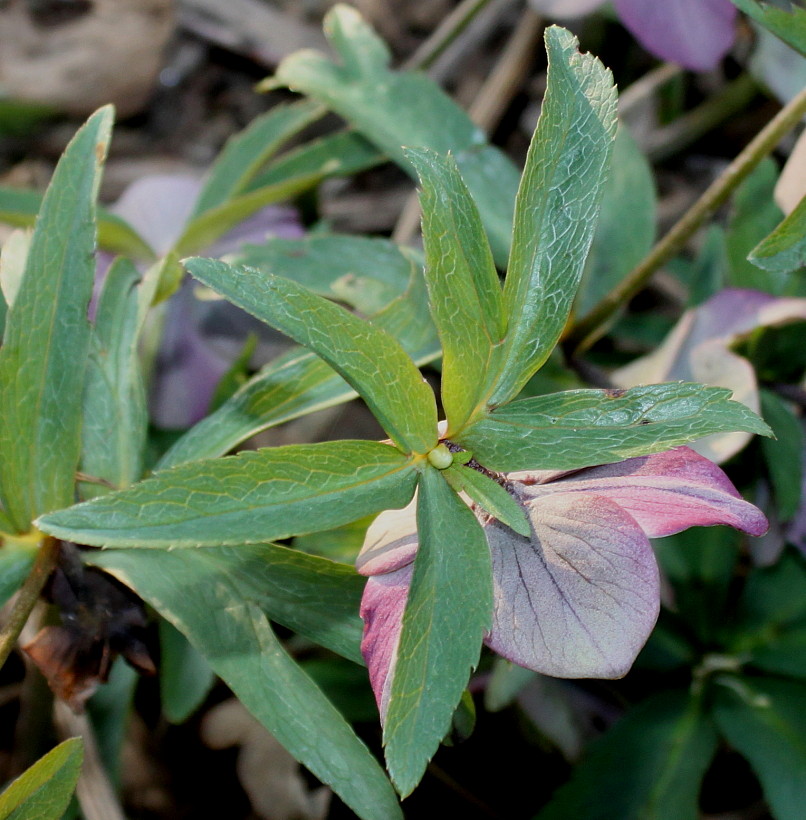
(357, 446, 767, 719)
(529, 0, 738, 71)
(106, 174, 304, 428)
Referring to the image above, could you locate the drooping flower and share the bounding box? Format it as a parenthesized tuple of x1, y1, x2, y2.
(612, 289, 806, 463)
(357, 446, 767, 719)
(528, 0, 738, 72)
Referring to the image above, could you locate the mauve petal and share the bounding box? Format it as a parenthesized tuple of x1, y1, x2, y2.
(111, 175, 202, 256)
(359, 565, 413, 721)
(356, 498, 418, 576)
(515, 446, 768, 538)
(207, 204, 305, 258)
(484, 491, 659, 678)
(527, 0, 605, 19)
(614, 0, 737, 71)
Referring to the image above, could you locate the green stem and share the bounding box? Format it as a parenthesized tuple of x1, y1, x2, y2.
(565, 83, 806, 354)
(403, 0, 497, 71)
(0, 536, 59, 669)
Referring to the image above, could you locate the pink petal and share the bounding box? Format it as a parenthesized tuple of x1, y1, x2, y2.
(614, 0, 737, 71)
(356, 498, 418, 576)
(359, 564, 412, 721)
(485, 491, 660, 678)
(515, 447, 768, 538)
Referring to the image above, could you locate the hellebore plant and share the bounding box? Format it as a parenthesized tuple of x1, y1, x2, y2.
(32, 27, 772, 808)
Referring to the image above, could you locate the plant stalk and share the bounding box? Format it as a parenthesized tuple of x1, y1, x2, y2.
(403, 0, 497, 71)
(565, 83, 806, 354)
(0, 535, 59, 669)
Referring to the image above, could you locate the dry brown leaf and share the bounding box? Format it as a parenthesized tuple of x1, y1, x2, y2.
(201, 699, 331, 820)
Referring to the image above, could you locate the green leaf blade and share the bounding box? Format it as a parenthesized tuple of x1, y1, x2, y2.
(405, 147, 504, 431)
(80, 257, 147, 498)
(191, 100, 324, 217)
(384, 467, 492, 795)
(0, 738, 83, 820)
(37, 440, 418, 548)
(184, 257, 438, 454)
(537, 691, 717, 820)
(92, 550, 401, 820)
(713, 677, 806, 820)
(455, 384, 772, 472)
(272, 5, 521, 265)
(749, 194, 806, 274)
(730, 0, 806, 57)
(490, 26, 618, 405)
(0, 106, 113, 530)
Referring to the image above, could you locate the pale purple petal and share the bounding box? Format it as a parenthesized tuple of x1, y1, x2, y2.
(514, 447, 768, 538)
(614, 0, 737, 71)
(111, 175, 202, 256)
(149, 281, 232, 429)
(484, 491, 660, 678)
(359, 564, 412, 720)
(356, 498, 419, 576)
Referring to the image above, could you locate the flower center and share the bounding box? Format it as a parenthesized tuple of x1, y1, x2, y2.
(427, 443, 453, 470)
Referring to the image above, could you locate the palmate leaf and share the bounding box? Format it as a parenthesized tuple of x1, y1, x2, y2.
(537, 691, 717, 820)
(89, 549, 401, 820)
(160, 237, 438, 468)
(455, 384, 772, 472)
(383, 467, 492, 796)
(184, 257, 438, 454)
(271, 4, 520, 265)
(0, 106, 113, 531)
(37, 440, 418, 548)
(488, 27, 618, 406)
(406, 148, 505, 432)
(0, 737, 83, 820)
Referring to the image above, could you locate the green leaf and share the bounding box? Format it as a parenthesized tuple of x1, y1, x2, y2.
(192, 100, 324, 217)
(489, 26, 617, 405)
(536, 691, 717, 820)
(0, 737, 83, 820)
(0, 539, 36, 608)
(405, 148, 505, 432)
(0, 185, 154, 261)
(575, 126, 656, 318)
(730, 549, 806, 678)
(159, 243, 438, 469)
(713, 676, 806, 820)
(159, 619, 215, 723)
(271, 4, 520, 265)
(726, 158, 787, 294)
(455, 384, 772, 472)
(174, 173, 322, 257)
(185, 257, 438, 454)
(246, 129, 383, 192)
(80, 258, 147, 499)
(384, 467, 492, 796)
(760, 389, 804, 520)
(0, 106, 113, 531)
(749, 194, 806, 274)
(443, 463, 530, 537)
(232, 234, 416, 315)
(86, 552, 402, 820)
(91, 540, 366, 663)
(729, 0, 806, 57)
(38, 440, 418, 548)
